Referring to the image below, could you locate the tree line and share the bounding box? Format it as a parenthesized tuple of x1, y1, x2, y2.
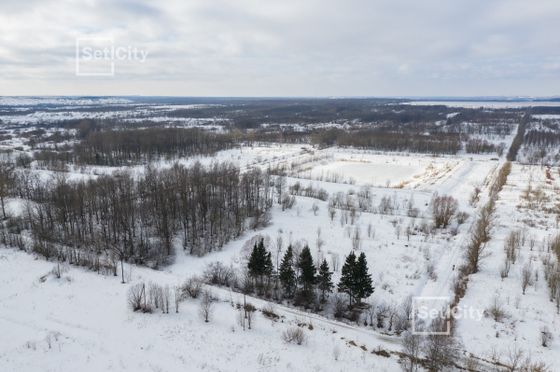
(34, 127, 235, 167)
(311, 129, 462, 154)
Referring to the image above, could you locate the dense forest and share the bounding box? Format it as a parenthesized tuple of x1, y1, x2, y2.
(6, 162, 272, 269)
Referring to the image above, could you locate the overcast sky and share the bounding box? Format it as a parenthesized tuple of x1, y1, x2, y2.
(0, 0, 559, 97)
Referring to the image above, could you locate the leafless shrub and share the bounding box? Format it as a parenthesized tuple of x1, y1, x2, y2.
(262, 303, 279, 320)
(282, 326, 307, 345)
(455, 211, 469, 225)
(311, 203, 319, 216)
(204, 261, 236, 287)
(426, 263, 437, 281)
(504, 231, 521, 265)
(504, 345, 524, 372)
(431, 194, 458, 228)
(486, 296, 507, 322)
(148, 282, 163, 310)
(128, 283, 151, 312)
(243, 302, 256, 329)
(332, 345, 341, 361)
(182, 276, 203, 299)
(521, 263, 533, 295)
(398, 296, 413, 331)
(378, 195, 394, 215)
(51, 263, 63, 279)
(328, 206, 336, 221)
(500, 259, 511, 279)
(281, 195, 296, 211)
(333, 294, 347, 318)
(501, 345, 548, 372)
(469, 186, 481, 206)
(549, 234, 560, 259)
(540, 326, 553, 347)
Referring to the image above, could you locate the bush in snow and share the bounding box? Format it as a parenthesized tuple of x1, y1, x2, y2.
(486, 296, 507, 322)
(182, 276, 203, 299)
(431, 194, 458, 228)
(541, 326, 553, 347)
(282, 326, 307, 345)
(128, 283, 151, 313)
(203, 261, 237, 287)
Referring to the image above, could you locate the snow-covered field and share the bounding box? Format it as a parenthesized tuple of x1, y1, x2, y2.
(1, 138, 558, 371)
(457, 164, 560, 368)
(0, 248, 401, 372)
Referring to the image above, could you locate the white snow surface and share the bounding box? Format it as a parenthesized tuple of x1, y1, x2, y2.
(1, 141, 557, 371)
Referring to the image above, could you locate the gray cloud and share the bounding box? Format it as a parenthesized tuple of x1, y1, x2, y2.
(0, 0, 559, 96)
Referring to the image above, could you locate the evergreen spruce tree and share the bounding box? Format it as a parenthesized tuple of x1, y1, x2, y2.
(338, 251, 357, 306)
(354, 252, 374, 304)
(317, 259, 334, 302)
(298, 245, 316, 294)
(264, 251, 273, 277)
(247, 239, 273, 289)
(248, 240, 264, 279)
(264, 251, 273, 286)
(279, 245, 296, 297)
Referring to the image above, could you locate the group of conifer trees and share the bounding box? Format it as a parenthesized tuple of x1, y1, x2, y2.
(247, 240, 373, 307)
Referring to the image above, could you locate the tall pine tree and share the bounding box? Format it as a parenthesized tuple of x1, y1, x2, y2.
(279, 245, 296, 297)
(338, 251, 357, 306)
(317, 259, 334, 302)
(248, 239, 273, 289)
(354, 252, 374, 304)
(298, 245, 316, 294)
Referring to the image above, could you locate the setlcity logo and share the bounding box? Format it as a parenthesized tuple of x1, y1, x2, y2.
(75, 37, 148, 76)
(411, 296, 483, 335)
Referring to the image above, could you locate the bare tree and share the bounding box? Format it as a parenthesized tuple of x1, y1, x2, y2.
(466, 200, 495, 273)
(276, 230, 283, 271)
(316, 227, 324, 252)
(401, 331, 422, 372)
(0, 161, 15, 219)
(331, 253, 340, 272)
(174, 286, 181, 313)
(311, 202, 319, 216)
(328, 206, 336, 221)
(351, 227, 361, 250)
(422, 318, 458, 371)
(275, 175, 286, 204)
(200, 290, 214, 323)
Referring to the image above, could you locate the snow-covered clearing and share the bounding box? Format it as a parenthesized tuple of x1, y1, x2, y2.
(0, 248, 401, 372)
(5, 139, 552, 371)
